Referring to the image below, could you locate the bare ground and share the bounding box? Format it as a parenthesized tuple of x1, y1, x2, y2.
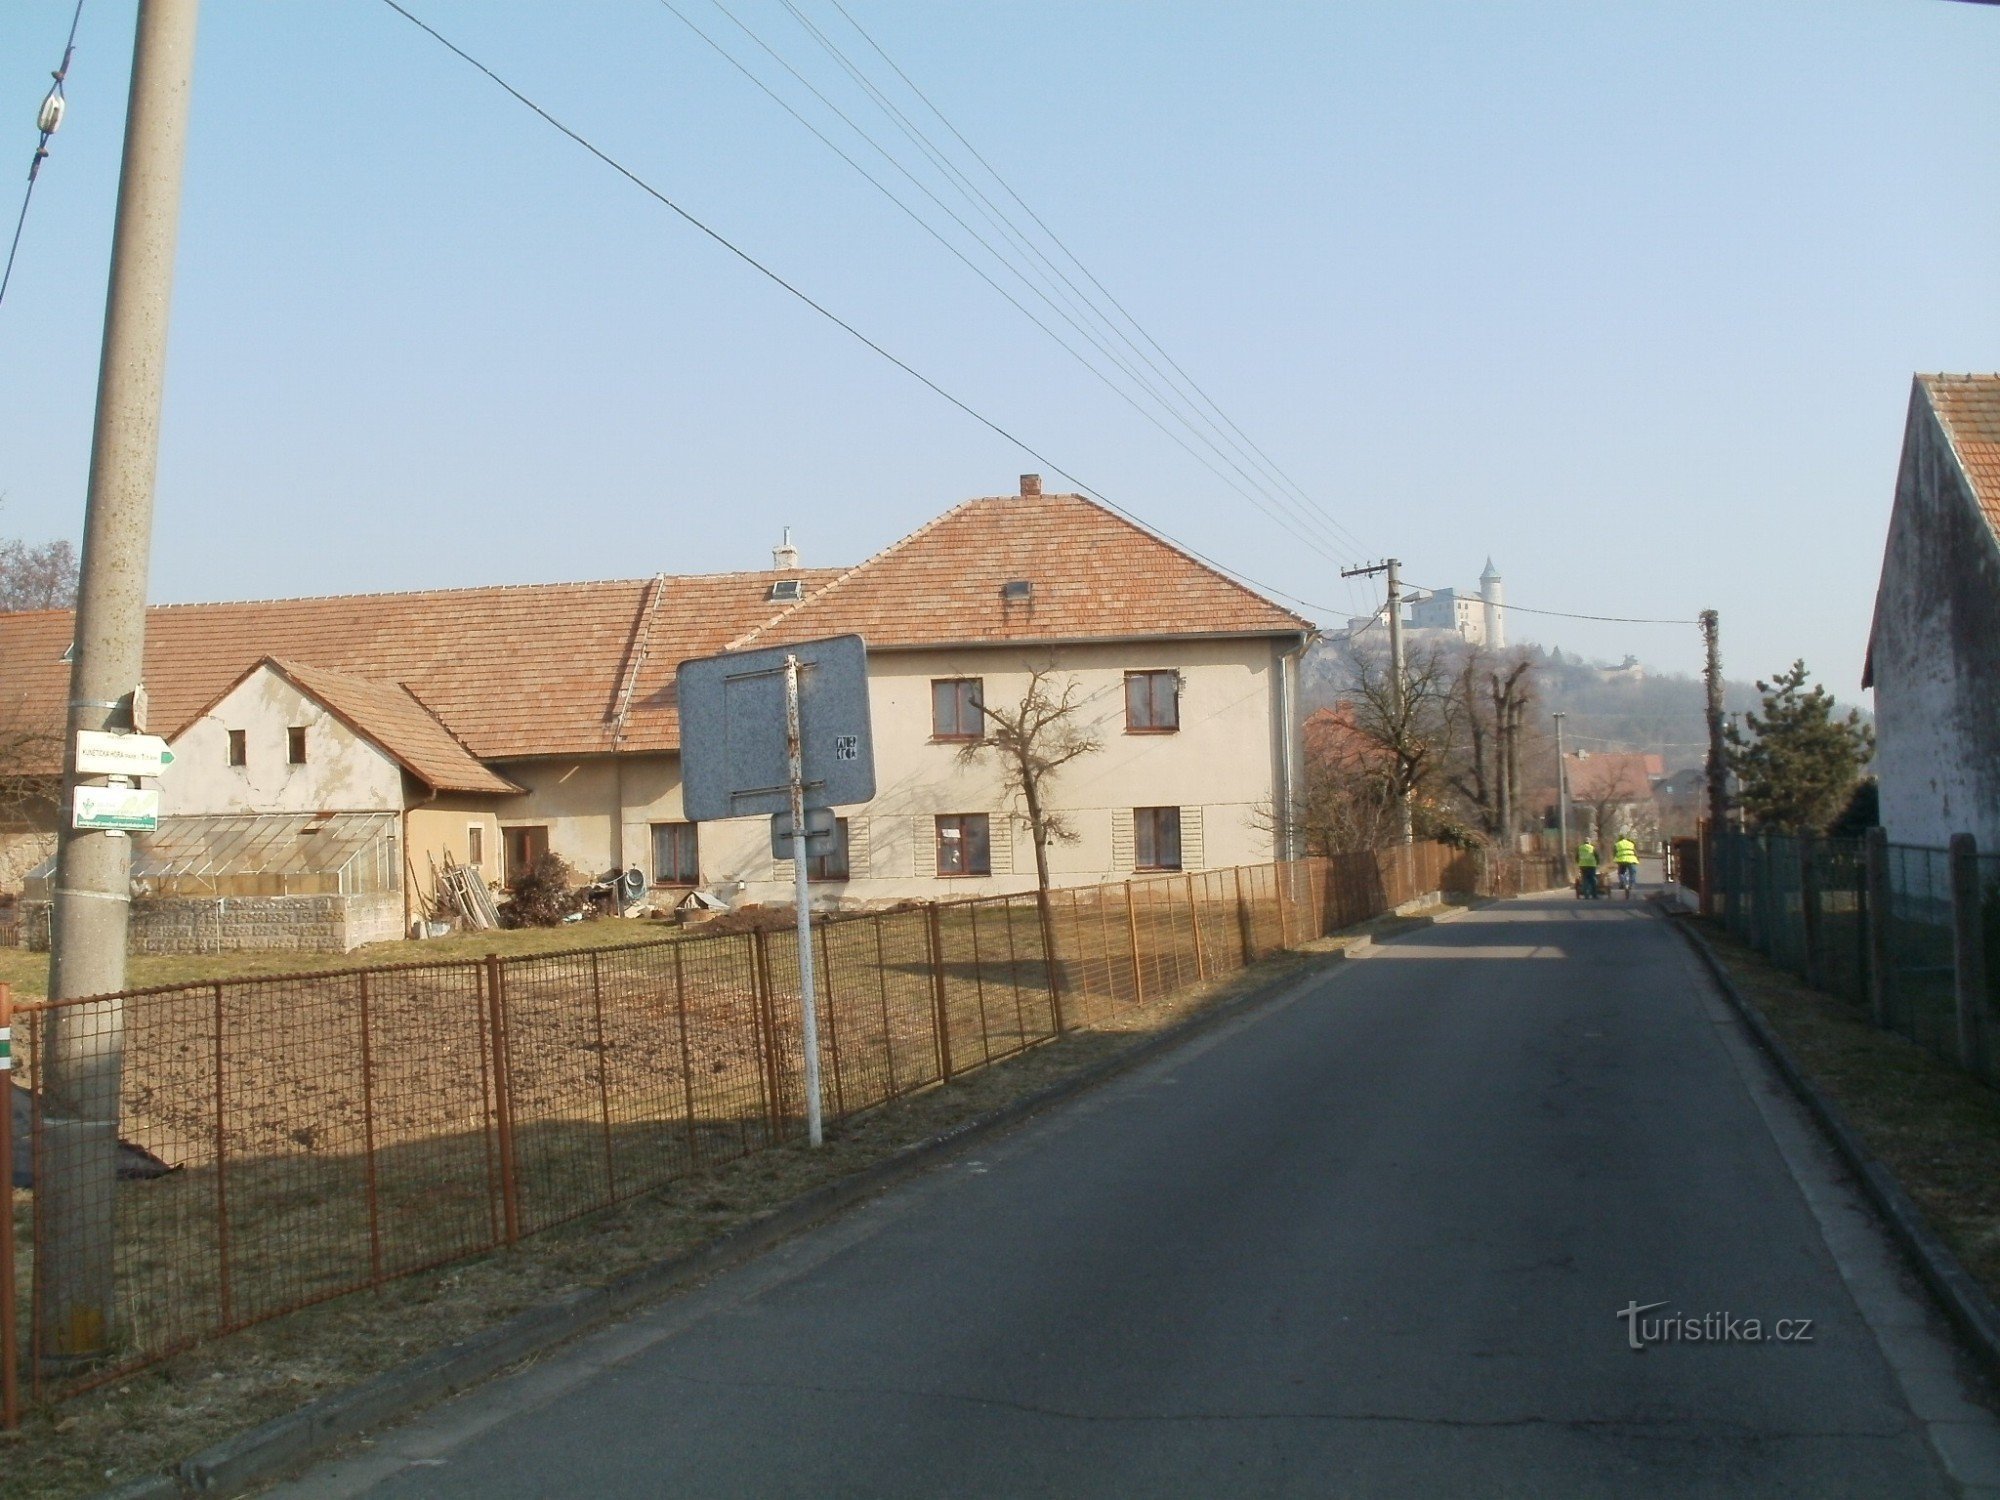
(1, 921, 1384, 1500)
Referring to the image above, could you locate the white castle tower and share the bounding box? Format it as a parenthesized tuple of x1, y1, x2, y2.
(1480, 558, 1505, 649)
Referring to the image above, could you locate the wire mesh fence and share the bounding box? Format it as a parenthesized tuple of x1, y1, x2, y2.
(2, 843, 1542, 1418)
(1709, 831, 2000, 1083)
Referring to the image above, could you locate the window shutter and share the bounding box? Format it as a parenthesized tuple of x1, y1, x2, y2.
(773, 855, 795, 883)
(988, 814, 1014, 876)
(847, 817, 871, 877)
(1181, 806, 1206, 870)
(914, 815, 933, 876)
(1111, 807, 1135, 870)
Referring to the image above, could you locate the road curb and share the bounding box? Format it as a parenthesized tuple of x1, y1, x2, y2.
(1665, 908, 2000, 1385)
(125, 935, 1367, 1498)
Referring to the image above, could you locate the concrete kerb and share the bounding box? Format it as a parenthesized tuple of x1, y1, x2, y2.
(104, 909, 1437, 1500)
(1663, 904, 2000, 1387)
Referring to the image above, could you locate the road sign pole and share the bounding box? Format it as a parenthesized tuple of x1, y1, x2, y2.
(784, 655, 825, 1148)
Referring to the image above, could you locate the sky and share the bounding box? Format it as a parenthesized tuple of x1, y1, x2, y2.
(0, 1, 1995, 697)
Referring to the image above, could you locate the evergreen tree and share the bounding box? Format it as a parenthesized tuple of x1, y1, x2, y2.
(1725, 661, 1872, 833)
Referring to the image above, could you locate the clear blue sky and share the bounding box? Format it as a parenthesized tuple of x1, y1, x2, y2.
(2, 1, 1995, 694)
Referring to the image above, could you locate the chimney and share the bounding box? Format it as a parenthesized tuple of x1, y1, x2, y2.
(1018, 473, 1041, 498)
(772, 526, 801, 571)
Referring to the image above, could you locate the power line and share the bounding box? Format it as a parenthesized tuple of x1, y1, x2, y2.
(1403, 580, 1694, 627)
(813, 0, 1371, 564)
(654, 0, 1358, 568)
(374, 0, 1338, 622)
(0, 0, 86, 314)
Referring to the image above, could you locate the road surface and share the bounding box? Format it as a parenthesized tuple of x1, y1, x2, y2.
(275, 894, 2000, 1498)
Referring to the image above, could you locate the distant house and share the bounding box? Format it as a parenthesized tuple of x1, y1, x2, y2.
(1864, 374, 2000, 851)
(1564, 751, 1664, 843)
(0, 479, 1314, 948)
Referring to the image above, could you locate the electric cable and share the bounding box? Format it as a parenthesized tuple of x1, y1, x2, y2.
(656, 0, 1358, 567)
(0, 0, 86, 314)
(811, 0, 1372, 562)
(375, 0, 1341, 620)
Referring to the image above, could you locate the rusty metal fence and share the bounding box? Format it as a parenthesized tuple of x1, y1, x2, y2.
(2, 844, 1524, 1420)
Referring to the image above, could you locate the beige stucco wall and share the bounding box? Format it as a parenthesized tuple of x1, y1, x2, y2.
(406, 797, 507, 909)
(483, 638, 1294, 910)
(164, 669, 406, 816)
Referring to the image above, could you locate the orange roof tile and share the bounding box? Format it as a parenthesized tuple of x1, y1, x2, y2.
(728, 493, 1312, 651)
(0, 571, 838, 775)
(1921, 374, 2000, 545)
(259, 659, 524, 796)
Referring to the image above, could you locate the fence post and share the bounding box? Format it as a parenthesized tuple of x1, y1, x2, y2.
(356, 972, 384, 1288)
(1125, 882, 1145, 1003)
(1864, 827, 1892, 1029)
(213, 982, 235, 1328)
(485, 954, 520, 1244)
(1, 982, 16, 1432)
(749, 929, 784, 1138)
(1234, 865, 1254, 965)
(926, 904, 954, 1083)
(1185, 875, 1207, 980)
(1798, 831, 1822, 991)
(1951, 834, 1988, 1076)
(1276, 864, 1292, 949)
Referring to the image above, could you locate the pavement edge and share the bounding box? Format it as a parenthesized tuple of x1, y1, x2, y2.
(1665, 907, 2000, 1384)
(104, 911, 1443, 1500)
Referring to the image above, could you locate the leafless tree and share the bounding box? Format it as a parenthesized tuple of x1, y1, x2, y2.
(0, 536, 79, 612)
(958, 666, 1102, 895)
(1342, 643, 1466, 840)
(1446, 651, 1536, 845)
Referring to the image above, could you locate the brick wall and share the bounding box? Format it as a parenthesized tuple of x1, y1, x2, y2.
(22, 891, 403, 955)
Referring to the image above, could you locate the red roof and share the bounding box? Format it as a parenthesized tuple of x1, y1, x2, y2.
(1922, 374, 2000, 544)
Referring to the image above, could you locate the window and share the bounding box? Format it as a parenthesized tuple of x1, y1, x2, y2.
(288, 726, 307, 765)
(931, 678, 984, 740)
(935, 814, 991, 877)
(1125, 670, 1180, 732)
(503, 825, 549, 889)
(467, 825, 484, 868)
(807, 817, 850, 881)
(651, 822, 699, 885)
(1134, 807, 1183, 871)
(227, 729, 247, 767)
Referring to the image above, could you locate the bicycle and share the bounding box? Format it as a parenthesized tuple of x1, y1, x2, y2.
(1616, 863, 1637, 899)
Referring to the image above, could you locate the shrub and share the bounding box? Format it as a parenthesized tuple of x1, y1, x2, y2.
(504, 853, 590, 928)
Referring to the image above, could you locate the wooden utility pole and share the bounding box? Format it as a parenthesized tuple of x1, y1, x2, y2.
(42, 0, 200, 1362)
(1699, 609, 1726, 915)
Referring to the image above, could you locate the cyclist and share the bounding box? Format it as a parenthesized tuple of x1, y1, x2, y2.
(1614, 834, 1641, 898)
(1576, 838, 1600, 899)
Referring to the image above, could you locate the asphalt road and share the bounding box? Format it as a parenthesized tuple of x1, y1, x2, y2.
(277, 894, 2000, 1498)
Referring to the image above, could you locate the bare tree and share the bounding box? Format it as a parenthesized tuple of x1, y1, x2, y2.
(1446, 652, 1535, 845)
(958, 666, 1102, 895)
(1343, 643, 1466, 840)
(0, 536, 79, 612)
(1291, 705, 1400, 854)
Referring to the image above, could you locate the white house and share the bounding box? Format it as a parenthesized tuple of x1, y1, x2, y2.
(1864, 374, 2000, 851)
(0, 480, 1315, 946)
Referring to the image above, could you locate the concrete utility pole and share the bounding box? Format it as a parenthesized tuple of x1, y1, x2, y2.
(1699, 609, 1726, 915)
(1343, 559, 1411, 844)
(42, 0, 200, 1362)
(1553, 712, 1570, 868)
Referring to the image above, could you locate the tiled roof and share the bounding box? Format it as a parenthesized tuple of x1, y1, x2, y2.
(1565, 752, 1661, 803)
(0, 571, 838, 775)
(729, 493, 1313, 651)
(1921, 374, 2000, 543)
(260, 660, 523, 796)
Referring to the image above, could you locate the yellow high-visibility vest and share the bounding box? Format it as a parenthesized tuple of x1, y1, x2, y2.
(1576, 843, 1598, 867)
(1614, 839, 1638, 864)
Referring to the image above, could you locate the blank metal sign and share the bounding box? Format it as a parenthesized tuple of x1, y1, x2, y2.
(677, 634, 876, 821)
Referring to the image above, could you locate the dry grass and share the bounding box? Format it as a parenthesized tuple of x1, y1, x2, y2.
(0, 920, 1387, 1500)
(0, 915, 700, 1001)
(1693, 919, 2000, 1298)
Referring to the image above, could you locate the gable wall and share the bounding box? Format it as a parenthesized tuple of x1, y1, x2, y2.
(1873, 398, 2000, 850)
(164, 670, 407, 816)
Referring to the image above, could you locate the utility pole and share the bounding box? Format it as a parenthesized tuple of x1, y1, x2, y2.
(42, 0, 200, 1363)
(1342, 558, 1410, 843)
(1553, 712, 1570, 867)
(1700, 609, 1726, 916)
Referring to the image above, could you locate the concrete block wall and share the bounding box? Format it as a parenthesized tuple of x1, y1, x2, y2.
(23, 891, 402, 956)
